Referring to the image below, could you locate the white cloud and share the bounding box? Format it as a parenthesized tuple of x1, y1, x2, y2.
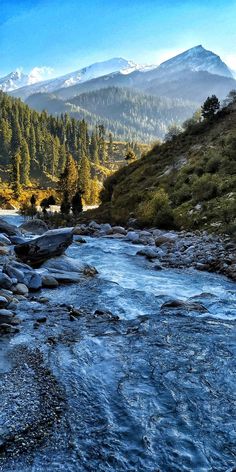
(28, 66, 54, 84)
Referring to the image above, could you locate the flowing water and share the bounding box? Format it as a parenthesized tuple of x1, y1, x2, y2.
(1, 213, 236, 471)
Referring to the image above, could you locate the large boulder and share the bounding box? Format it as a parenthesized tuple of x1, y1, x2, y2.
(14, 228, 73, 266)
(0, 273, 13, 290)
(42, 255, 97, 276)
(0, 218, 21, 238)
(20, 219, 49, 235)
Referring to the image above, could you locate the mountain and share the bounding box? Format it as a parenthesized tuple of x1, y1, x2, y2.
(26, 87, 197, 142)
(96, 100, 236, 233)
(150, 45, 233, 79)
(8, 58, 144, 99)
(0, 70, 30, 92)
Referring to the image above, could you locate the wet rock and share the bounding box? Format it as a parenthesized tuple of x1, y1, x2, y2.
(137, 247, 159, 259)
(125, 231, 140, 242)
(0, 323, 19, 334)
(0, 273, 13, 290)
(12, 283, 29, 296)
(73, 235, 87, 244)
(20, 219, 49, 235)
(0, 289, 13, 302)
(14, 228, 73, 266)
(43, 271, 82, 284)
(42, 275, 59, 288)
(0, 246, 10, 255)
(0, 234, 11, 245)
(3, 261, 42, 291)
(0, 309, 15, 324)
(161, 299, 208, 313)
(0, 296, 9, 308)
(0, 218, 21, 237)
(10, 235, 28, 245)
(42, 255, 96, 275)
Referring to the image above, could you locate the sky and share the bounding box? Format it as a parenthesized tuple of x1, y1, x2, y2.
(1, 0, 236, 79)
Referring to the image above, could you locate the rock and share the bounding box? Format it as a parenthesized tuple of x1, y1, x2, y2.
(20, 219, 49, 235)
(0, 323, 19, 334)
(155, 235, 176, 247)
(0, 234, 11, 245)
(125, 231, 140, 242)
(0, 247, 10, 255)
(73, 235, 87, 244)
(137, 248, 159, 259)
(44, 271, 82, 284)
(42, 255, 96, 274)
(100, 223, 112, 234)
(111, 226, 127, 235)
(36, 316, 47, 323)
(0, 218, 21, 237)
(14, 228, 73, 266)
(161, 299, 208, 313)
(3, 261, 42, 291)
(0, 296, 9, 308)
(0, 273, 13, 290)
(10, 236, 28, 245)
(0, 309, 15, 324)
(42, 275, 59, 288)
(0, 289, 13, 302)
(12, 283, 29, 296)
(89, 221, 101, 230)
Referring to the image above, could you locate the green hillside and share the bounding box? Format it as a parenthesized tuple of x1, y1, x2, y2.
(97, 100, 236, 234)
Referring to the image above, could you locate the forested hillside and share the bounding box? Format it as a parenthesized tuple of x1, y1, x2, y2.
(0, 91, 145, 205)
(25, 87, 197, 143)
(97, 96, 236, 233)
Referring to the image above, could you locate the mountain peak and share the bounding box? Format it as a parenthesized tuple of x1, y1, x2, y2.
(158, 45, 233, 78)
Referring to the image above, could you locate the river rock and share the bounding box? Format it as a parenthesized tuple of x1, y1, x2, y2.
(0, 296, 8, 308)
(137, 248, 159, 259)
(0, 234, 11, 245)
(0, 309, 15, 324)
(73, 235, 87, 244)
(0, 273, 13, 290)
(3, 261, 42, 291)
(10, 236, 28, 245)
(0, 218, 21, 237)
(0, 247, 10, 255)
(42, 275, 59, 288)
(111, 226, 127, 235)
(125, 231, 140, 242)
(42, 255, 94, 274)
(12, 283, 29, 296)
(14, 228, 73, 266)
(20, 219, 49, 235)
(161, 299, 208, 313)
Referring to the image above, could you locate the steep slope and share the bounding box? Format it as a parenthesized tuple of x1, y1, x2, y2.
(0, 70, 30, 92)
(26, 88, 197, 142)
(98, 102, 236, 233)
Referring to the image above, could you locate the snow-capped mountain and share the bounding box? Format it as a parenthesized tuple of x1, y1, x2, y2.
(156, 45, 233, 78)
(0, 69, 30, 92)
(2, 58, 146, 97)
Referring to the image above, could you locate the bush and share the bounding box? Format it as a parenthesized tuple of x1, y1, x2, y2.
(192, 174, 221, 202)
(138, 188, 175, 228)
(206, 156, 221, 173)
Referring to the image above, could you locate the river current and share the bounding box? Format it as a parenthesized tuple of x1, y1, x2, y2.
(1, 214, 236, 471)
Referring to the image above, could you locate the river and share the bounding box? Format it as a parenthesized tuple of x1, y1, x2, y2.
(1, 213, 236, 471)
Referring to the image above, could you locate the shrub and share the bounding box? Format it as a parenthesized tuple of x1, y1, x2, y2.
(138, 188, 175, 228)
(192, 174, 221, 202)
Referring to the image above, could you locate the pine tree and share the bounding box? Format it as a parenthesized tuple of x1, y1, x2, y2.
(11, 151, 21, 198)
(90, 132, 99, 164)
(201, 95, 220, 120)
(20, 138, 31, 185)
(79, 148, 91, 203)
(72, 190, 83, 216)
(58, 153, 78, 208)
(108, 133, 113, 160)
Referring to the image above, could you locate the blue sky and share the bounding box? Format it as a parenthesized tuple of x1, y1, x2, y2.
(1, 0, 236, 78)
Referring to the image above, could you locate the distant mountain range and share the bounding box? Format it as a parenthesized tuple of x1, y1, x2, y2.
(2, 46, 236, 142)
